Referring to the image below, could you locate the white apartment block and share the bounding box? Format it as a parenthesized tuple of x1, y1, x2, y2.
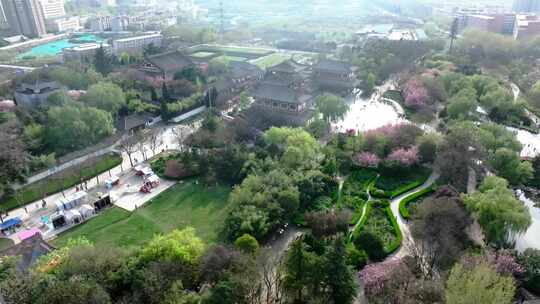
(39, 0, 65, 19)
(111, 32, 162, 54)
(46, 15, 80, 32)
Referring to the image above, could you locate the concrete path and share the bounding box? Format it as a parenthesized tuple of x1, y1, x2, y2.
(388, 172, 439, 259)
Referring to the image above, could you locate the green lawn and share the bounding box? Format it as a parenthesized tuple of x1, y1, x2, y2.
(253, 53, 292, 69)
(52, 182, 232, 248)
(0, 238, 14, 251)
(1, 153, 122, 211)
(214, 55, 247, 62)
(212, 46, 270, 55)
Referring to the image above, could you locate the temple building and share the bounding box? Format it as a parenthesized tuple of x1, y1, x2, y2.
(138, 51, 194, 82)
(313, 59, 359, 93)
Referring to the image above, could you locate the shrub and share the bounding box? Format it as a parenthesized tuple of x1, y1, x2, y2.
(371, 189, 390, 199)
(354, 231, 386, 262)
(371, 199, 390, 208)
(234, 233, 259, 254)
(384, 206, 403, 254)
(346, 245, 368, 270)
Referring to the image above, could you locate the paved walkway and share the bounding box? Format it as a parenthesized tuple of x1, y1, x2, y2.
(388, 172, 439, 259)
(3, 124, 197, 238)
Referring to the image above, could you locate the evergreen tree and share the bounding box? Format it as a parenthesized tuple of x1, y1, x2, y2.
(162, 82, 171, 102)
(150, 87, 158, 101)
(94, 44, 110, 75)
(324, 238, 357, 304)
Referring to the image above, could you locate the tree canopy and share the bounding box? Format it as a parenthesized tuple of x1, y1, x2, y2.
(463, 176, 531, 247)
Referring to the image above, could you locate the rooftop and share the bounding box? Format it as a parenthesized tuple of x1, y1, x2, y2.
(114, 33, 162, 43)
(251, 83, 300, 104)
(145, 51, 194, 74)
(315, 59, 353, 73)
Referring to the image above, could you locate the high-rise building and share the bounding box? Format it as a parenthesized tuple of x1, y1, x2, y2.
(38, 0, 65, 19)
(1, 0, 47, 38)
(0, 2, 9, 29)
(513, 0, 540, 12)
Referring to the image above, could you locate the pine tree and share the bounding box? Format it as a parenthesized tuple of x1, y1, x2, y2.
(151, 87, 158, 101)
(449, 18, 459, 54)
(94, 44, 110, 75)
(323, 238, 357, 304)
(162, 82, 170, 102)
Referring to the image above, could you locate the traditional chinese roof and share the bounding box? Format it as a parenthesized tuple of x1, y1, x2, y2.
(315, 59, 353, 73)
(229, 61, 263, 79)
(251, 83, 300, 104)
(268, 60, 297, 73)
(0, 234, 54, 273)
(116, 112, 155, 131)
(145, 51, 194, 74)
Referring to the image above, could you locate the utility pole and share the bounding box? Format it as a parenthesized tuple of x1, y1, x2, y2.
(219, 0, 224, 38)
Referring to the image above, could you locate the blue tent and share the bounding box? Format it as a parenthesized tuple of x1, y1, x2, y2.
(0, 217, 22, 231)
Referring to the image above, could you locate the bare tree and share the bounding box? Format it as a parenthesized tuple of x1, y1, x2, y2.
(147, 128, 164, 157)
(258, 250, 285, 304)
(118, 133, 138, 167)
(135, 131, 149, 161)
(172, 125, 189, 152)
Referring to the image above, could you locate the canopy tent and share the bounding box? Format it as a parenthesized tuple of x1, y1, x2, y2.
(17, 227, 41, 242)
(64, 210, 82, 225)
(146, 174, 159, 184)
(78, 204, 94, 218)
(56, 191, 87, 211)
(141, 167, 153, 177)
(0, 217, 22, 233)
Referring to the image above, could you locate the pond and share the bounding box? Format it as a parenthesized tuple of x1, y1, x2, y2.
(333, 81, 407, 133)
(515, 190, 540, 252)
(17, 34, 105, 59)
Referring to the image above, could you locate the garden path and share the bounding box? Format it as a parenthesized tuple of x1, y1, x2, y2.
(388, 171, 439, 259)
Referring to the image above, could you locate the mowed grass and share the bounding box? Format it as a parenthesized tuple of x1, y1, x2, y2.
(0, 238, 14, 251)
(52, 181, 232, 248)
(253, 53, 291, 69)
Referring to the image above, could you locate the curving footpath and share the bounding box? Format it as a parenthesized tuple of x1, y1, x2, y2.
(388, 172, 439, 259)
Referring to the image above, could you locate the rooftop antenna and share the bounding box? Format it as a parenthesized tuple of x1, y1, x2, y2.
(219, 0, 224, 37)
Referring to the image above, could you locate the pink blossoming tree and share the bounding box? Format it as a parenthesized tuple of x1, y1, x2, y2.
(403, 78, 428, 109)
(386, 146, 420, 167)
(354, 152, 380, 168)
(359, 259, 404, 297)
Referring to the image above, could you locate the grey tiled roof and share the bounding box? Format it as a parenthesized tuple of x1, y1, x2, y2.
(251, 83, 299, 104)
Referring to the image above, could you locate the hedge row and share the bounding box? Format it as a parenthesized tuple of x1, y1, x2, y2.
(398, 186, 436, 220)
(349, 203, 402, 258)
(384, 205, 403, 255)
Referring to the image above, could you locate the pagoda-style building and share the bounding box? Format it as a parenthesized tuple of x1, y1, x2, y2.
(313, 59, 359, 93)
(251, 60, 312, 114)
(138, 51, 194, 82)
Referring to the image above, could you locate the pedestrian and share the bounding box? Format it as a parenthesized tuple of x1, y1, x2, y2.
(24, 207, 27, 214)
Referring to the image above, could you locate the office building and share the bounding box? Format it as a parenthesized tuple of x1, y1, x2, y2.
(111, 33, 162, 54)
(514, 14, 540, 39)
(63, 43, 110, 62)
(38, 0, 65, 19)
(46, 15, 80, 32)
(0, 1, 8, 29)
(513, 0, 540, 13)
(89, 15, 111, 31)
(1, 0, 47, 38)
(111, 15, 129, 31)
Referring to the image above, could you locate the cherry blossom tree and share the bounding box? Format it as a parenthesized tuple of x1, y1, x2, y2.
(359, 259, 404, 297)
(353, 152, 380, 168)
(386, 146, 420, 167)
(403, 78, 428, 109)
